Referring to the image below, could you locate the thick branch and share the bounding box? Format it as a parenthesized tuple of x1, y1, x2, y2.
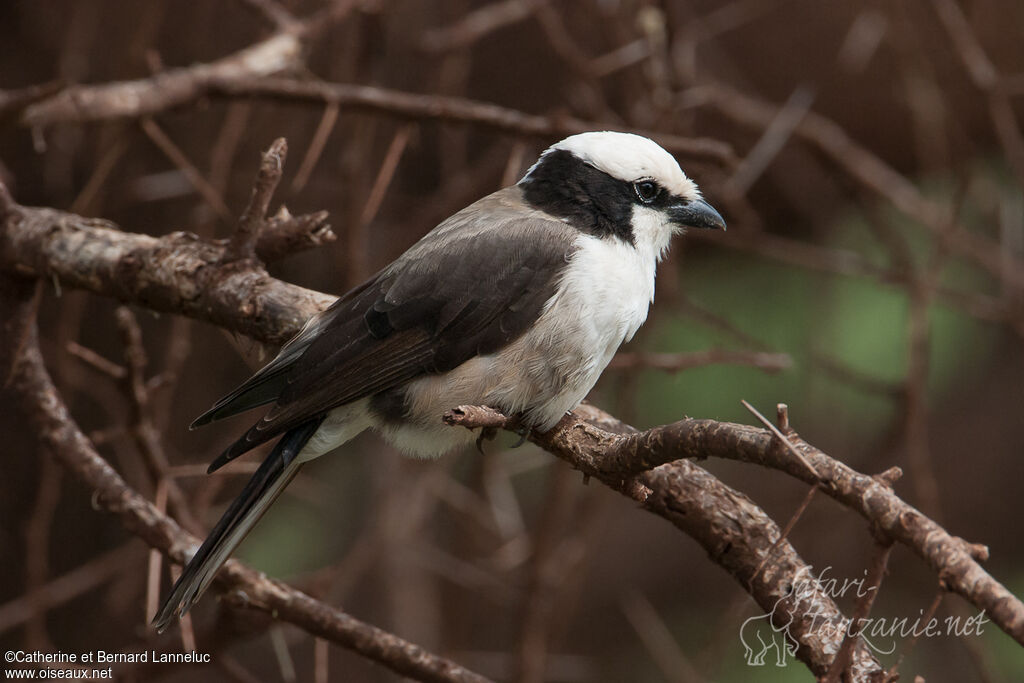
(0, 274, 493, 683)
(0, 194, 332, 346)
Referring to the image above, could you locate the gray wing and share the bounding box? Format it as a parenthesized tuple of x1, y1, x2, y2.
(198, 187, 577, 470)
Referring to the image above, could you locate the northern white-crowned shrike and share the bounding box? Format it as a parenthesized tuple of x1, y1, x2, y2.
(154, 130, 725, 631)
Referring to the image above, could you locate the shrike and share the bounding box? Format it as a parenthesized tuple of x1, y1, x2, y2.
(154, 131, 725, 630)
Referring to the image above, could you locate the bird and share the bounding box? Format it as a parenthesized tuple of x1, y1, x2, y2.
(153, 130, 725, 631)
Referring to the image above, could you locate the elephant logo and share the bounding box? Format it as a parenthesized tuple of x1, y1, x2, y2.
(738, 569, 816, 667)
(739, 609, 799, 666)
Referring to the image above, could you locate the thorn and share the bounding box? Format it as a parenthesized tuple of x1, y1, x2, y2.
(742, 399, 820, 483)
(956, 537, 989, 562)
(873, 466, 903, 488)
(776, 403, 789, 431)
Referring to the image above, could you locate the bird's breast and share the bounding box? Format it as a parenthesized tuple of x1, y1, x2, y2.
(377, 233, 657, 456)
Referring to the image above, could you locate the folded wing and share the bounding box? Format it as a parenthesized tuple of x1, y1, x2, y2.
(197, 188, 576, 471)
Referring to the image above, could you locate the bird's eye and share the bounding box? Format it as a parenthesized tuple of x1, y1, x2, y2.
(634, 180, 659, 203)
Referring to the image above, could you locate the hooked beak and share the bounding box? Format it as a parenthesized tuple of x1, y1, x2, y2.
(668, 198, 727, 231)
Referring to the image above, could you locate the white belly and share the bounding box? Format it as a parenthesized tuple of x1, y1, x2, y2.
(379, 233, 657, 457)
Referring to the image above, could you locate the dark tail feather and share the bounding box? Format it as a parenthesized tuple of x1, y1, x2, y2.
(152, 419, 322, 632)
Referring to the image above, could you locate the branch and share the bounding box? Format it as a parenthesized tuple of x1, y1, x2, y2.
(929, 0, 1024, 191)
(445, 406, 883, 678)
(421, 0, 547, 53)
(444, 404, 1024, 648)
(205, 76, 736, 165)
(0, 188, 332, 346)
(18, 62, 735, 166)
(226, 137, 288, 261)
(255, 207, 335, 262)
(18, 3, 358, 131)
(0, 80, 64, 122)
(0, 273, 493, 683)
(21, 34, 303, 128)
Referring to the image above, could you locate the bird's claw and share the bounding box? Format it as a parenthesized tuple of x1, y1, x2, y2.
(475, 426, 499, 454)
(510, 424, 530, 448)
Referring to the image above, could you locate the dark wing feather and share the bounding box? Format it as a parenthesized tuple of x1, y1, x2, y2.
(202, 187, 576, 471)
(190, 278, 379, 428)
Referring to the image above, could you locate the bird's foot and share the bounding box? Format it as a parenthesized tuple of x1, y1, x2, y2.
(509, 423, 531, 448)
(475, 427, 499, 454)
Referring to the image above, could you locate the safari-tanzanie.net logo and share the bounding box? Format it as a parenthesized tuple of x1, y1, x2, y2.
(739, 565, 989, 667)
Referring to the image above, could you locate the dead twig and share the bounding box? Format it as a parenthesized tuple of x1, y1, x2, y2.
(291, 102, 340, 193)
(741, 399, 820, 482)
(237, 0, 299, 31)
(206, 76, 737, 166)
(254, 207, 335, 262)
(0, 543, 139, 635)
(929, 0, 1024, 191)
(22, 34, 303, 128)
(226, 138, 288, 261)
(19, 1, 356, 130)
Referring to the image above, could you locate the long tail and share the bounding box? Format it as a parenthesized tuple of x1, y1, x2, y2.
(152, 419, 322, 632)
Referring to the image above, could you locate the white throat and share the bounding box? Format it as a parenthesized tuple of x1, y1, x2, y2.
(630, 205, 679, 272)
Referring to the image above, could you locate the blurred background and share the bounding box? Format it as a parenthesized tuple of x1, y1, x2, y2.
(1, 0, 1023, 680)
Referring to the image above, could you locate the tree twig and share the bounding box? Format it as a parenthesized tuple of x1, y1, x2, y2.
(206, 77, 736, 165)
(226, 138, 288, 261)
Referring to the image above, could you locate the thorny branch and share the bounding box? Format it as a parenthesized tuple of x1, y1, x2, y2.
(443, 404, 1024, 648)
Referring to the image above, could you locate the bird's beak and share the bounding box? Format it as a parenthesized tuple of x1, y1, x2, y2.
(668, 198, 727, 231)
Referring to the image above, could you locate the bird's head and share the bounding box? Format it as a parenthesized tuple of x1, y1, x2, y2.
(519, 131, 725, 260)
